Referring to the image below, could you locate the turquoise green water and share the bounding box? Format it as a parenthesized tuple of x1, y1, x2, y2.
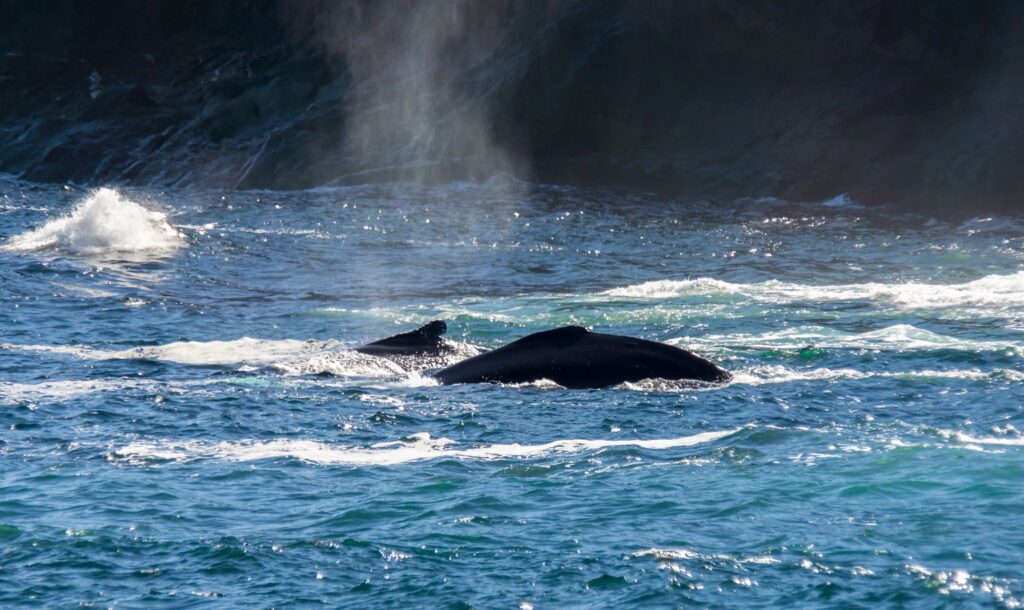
(1, 178, 1023, 607)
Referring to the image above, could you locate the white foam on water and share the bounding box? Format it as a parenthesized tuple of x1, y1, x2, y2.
(272, 349, 409, 378)
(728, 365, 1024, 386)
(940, 430, 1024, 447)
(618, 378, 719, 392)
(2, 188, 183, 254)
(435, 307, 518, 323)
(728, 365, 869, 385)
(0, 375, 431, 404)
(110, 428, 740, 467)
(605, 278, 747, 299)
(502, 378, 565, 389)
(1, 336, 483, 380)
(904, 563, 1021, 605)
(668, 323, 1024, 354)
(857, 324, 1021, 351)
(0, 379, 151, 402)
(633, 547, 781, 565)
(2, 338, 347, 367)
(117, 338, 345, 367)
(0, 342, 111, 360)
(48, 282, 120, 298)
(0, 377, 267, 403)
(604, 272, 1024, 310)
(358, 394, 405, 409)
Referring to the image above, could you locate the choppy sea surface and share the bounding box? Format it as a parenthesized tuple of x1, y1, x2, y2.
(2, 176, 1023, 608)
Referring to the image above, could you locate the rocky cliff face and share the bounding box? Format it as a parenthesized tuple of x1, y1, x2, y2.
(2, 0, 1023, 211)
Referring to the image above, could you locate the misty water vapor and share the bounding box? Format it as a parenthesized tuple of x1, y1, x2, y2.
(309, 0, 529, 185)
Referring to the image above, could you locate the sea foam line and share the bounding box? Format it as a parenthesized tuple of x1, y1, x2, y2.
(111, 429, 740, 466)
(728, 365, 1024, 386)
(0, 336, 478, 378)
(603, 272, 1024, 309)
(668, 323, 1023, 353)
(3, 337, 353, 367)
(0, 379, 156, 402)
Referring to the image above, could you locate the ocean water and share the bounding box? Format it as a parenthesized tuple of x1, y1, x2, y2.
(1, 177, 1023, 608)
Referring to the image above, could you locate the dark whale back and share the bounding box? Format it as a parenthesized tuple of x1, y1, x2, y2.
(356, 320, 448, 357)
(433, 325, 730, 388)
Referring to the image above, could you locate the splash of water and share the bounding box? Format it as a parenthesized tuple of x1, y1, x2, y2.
(2, 188, 183, 254)
(313, 1, 527, 183)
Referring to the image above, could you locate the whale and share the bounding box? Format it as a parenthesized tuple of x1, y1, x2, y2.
(355, 320, 466, 369)
(432, 325, 730, 388)
(360, 321, 730, 388)
(356, 320, 450, 357)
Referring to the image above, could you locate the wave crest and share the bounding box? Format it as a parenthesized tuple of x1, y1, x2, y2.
(2, 188, 183, 254)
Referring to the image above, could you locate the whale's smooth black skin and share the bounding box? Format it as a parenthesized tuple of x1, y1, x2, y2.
(356, 320, 449, 357)
(355, 320, 456, 365)
(432, 325, 731, 388)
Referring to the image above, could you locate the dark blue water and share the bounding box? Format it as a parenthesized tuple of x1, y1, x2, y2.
(2, 177, 1024, 607)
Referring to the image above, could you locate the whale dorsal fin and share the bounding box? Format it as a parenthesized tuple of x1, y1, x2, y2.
(414, 320, 447, 341)
(511, 325, 588, 348)
(363, 320, 447, 349)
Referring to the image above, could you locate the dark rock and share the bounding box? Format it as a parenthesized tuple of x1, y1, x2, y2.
(126, 85, 157, 107)
(1, 0, 1023, 212)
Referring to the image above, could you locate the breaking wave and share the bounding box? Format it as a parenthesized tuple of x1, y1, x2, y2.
(2, 187, 183, 254)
